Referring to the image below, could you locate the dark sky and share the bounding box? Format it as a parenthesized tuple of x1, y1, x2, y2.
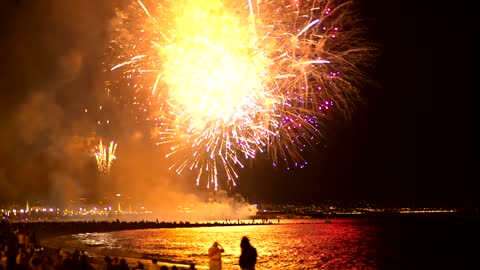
(238, 0, 477, 207)
(0, 0, 476, 207)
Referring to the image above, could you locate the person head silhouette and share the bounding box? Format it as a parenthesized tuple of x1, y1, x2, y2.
(240, 236, 251, 249)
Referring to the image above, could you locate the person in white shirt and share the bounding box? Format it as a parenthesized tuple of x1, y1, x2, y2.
(150, 258, 161, 270)
(208, 242, 225, 270)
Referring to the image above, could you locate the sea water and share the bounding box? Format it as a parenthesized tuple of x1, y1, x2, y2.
(40, 215, 478, 269)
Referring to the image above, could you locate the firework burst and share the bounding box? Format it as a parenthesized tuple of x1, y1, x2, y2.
(107, 0, 370, 189)
(94, 140, 118, 174)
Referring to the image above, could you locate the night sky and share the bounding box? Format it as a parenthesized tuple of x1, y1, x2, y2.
(0, 0, 476, 207)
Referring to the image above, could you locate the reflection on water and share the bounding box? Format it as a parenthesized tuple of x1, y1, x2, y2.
(43, 219, 380, 269)
(41, 216, 477, 269)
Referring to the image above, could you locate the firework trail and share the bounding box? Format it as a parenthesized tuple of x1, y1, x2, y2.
(107, 0, 370, 189)
(94, 140, 118, 174)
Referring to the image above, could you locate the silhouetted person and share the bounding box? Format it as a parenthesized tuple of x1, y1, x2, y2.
(102, 256, 113, 270)
(112, 257, 120, 268)
(78, 254, 95, 270)
(30, 257, 43, 270)
(239, 236, 257, 270)
(72, 250, 80, 262)
(132, 261, 144, 270)
(53, 248, 63, 269)
(5, 248, 16, 270)
(117, 258, 129, 270)
(150, 258, 160, 270)
(59, 258, 77, 270)
(16, 247, 29, 270)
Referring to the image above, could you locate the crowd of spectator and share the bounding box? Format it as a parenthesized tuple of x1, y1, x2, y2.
(0, 221, 196, 270)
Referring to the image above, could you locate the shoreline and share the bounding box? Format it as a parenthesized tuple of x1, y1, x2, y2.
(40, 244, 209, 270)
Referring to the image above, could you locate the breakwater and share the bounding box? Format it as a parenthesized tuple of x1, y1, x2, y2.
(10, 219, 273, 242)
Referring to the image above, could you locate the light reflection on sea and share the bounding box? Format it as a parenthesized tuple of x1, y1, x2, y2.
(41, 218, 382, 269)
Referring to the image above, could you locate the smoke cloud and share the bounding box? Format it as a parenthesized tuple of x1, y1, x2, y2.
(0, 0, 256, 220)
(0, 0, 112, 203)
